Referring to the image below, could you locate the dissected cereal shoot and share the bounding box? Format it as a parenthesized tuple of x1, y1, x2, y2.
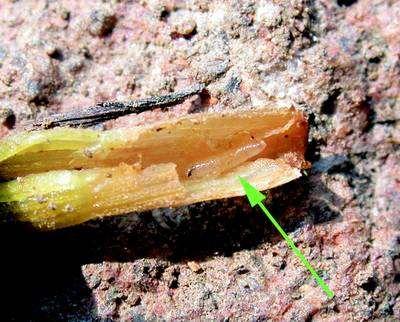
(0, 108, 308, 229)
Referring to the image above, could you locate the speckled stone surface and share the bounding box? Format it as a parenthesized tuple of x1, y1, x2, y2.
(0, 0, 399, 320)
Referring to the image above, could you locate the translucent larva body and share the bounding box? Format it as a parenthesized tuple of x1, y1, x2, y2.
(187, 140, 266, 179)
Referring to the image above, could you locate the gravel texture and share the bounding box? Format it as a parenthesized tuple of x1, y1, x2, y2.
(0, 0, 399, 320)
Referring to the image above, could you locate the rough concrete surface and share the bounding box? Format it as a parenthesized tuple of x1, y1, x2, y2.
(0, 0, 399, 321)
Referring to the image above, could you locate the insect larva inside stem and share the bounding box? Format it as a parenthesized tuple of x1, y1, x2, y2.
(186, 139, 266, 179)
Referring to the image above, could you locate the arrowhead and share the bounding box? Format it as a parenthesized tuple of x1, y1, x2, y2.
(238, 177, 266, 207)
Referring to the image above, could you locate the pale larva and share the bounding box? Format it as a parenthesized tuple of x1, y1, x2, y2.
(186, 139, 266, 179)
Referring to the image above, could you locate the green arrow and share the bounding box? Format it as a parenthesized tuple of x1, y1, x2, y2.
(238, 177, 334, 299)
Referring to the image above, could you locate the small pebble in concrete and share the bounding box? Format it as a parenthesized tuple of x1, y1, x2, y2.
(88, 8, 117, 37)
